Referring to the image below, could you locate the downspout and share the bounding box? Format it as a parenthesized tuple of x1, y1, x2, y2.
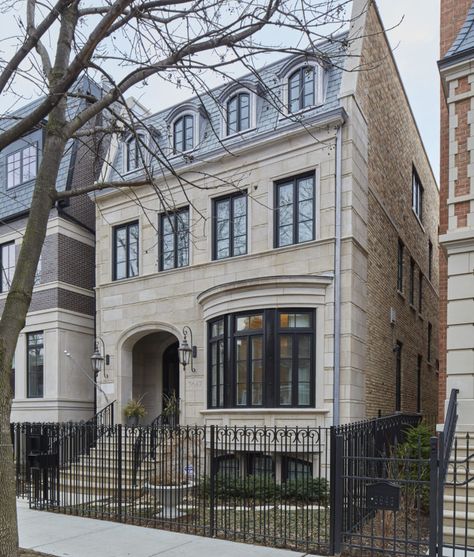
(333, 124, 343, 426)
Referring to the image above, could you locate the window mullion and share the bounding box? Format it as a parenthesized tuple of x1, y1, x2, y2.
(229, 196, 234, 257)
(293, 179, 298, 244)
(173, 214, 178, 268)
(247, 332, 252, 407)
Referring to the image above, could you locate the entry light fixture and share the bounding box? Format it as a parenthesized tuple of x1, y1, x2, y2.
(179, 326, 197, 373)
(90, 338, 109, 375)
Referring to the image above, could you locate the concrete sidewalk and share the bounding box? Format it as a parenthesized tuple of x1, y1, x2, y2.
(17, 500, 306, 557)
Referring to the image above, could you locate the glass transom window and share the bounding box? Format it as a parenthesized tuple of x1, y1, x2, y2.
(160, 207, 189, 271)
(208, 309, 315, 409)
(275, 173, 315, 247)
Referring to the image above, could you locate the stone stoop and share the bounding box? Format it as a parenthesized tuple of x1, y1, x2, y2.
(443, 433, 474, 548)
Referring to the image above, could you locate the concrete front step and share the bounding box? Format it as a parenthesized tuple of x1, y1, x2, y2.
(444, 495, 474, 513)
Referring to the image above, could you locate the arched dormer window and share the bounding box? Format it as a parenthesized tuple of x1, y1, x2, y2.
(288, 66, 315, 113)
(125, 134, 145, 172)
(226, 92, 250, 135)
(173, 114, 194, 153)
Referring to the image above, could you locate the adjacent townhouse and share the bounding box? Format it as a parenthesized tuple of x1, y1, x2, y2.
(438, 0, 474, 433)
(1, 78, 100, 422)
(92, 0, 439, 429)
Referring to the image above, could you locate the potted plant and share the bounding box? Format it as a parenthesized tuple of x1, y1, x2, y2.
(123, 397, 146, 426)
(162, 391, 179, 426)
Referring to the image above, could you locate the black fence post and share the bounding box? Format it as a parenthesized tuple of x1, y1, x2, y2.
(437, 430, 445, 556)
(429, 436, 438, 557)
(209, 424, 216, 538)
(117, 423, 122, 522)
(331, 432, 343, 556)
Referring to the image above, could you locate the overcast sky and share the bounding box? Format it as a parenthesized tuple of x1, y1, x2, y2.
(377, 0, 440, 179)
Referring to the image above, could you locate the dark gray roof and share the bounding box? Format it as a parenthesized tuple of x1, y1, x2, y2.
(444, 1, 474, 59)
(108, 36, 347, 182)
(0, 76, 100, 221)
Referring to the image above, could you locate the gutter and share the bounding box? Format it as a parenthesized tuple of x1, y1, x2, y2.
(333, 124, 343, 427)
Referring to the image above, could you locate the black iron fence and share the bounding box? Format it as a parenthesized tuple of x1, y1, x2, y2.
(12, 422, 332, 554)
(12, 394, 473, 557)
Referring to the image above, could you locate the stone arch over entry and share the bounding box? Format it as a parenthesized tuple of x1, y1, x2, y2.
(117, 322, 183, 423)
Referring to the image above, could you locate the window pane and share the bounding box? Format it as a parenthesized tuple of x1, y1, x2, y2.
(298, 219, 313, 242)
(233, 233, 246, 256)
(233, 195, 246, 217)
(216, 239, 229, 259)
(227, 97, 237, 135)
(279, 361, 292, 405)
(1, 243, 15, 292)
(27, 332, 44, 398)
(288, 71, 300, 113)
(303, 67, 315, 108)
(211, 319, 224, 338)
(298, 177, 314, 201)
(176, 210, 189, 267)
(236, 314, 263, 331)
(298, 383, 310, 406)
(278, 225, 293, 247)
(235, 337, 248, 361)
(127, 138, 136, 170)
(251, 336, 263, 406)
(239, 93, 250, 130)
(7, 151, 21, 188)
(280, 313, 311, 328)
(162, 250, 174, 270)
(184, 115, 194, 150)
(22, 145, 37, 182)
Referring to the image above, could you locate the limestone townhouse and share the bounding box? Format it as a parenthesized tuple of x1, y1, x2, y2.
(92, 1, 440, 430)
(1, 77, 101, 422)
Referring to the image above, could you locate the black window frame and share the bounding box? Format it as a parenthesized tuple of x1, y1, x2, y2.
(428, 322, 432, 363)
(274, 172, 316, 248)
(281, 456, 313, 481)
(428, 240, 433, 282)
(112, 221, 139, 281)
(397, 239, 404, 292)
(226, 92, 251, 135)
(0, 241, 15, 294)
(409, 257, 415, 306)
(27, 331, 44, 399)
(208, 317, 225, 409)
(207, 308, 315, 409)
(125, 134, 145, 172)
(159, 207, 190, 271)
(288, 66, 316, 113)
(416, 354, 422, 413)
(418, 270, 423, 314)
(395, 340, 402, 412)
(212, 191, 248, 260)
(7, 142, 38, 189)
(412, 168, 424, 222)
(173, 115, 194, 153)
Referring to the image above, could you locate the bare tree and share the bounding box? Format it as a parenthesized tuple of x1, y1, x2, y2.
(0, 0, 367, 554)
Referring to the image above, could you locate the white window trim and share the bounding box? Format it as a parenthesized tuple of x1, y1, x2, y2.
(169, 111, 199, 155)
(6, 141, 39, 189)
(280, 62, 325, 118)
(221, 89, 257, 139)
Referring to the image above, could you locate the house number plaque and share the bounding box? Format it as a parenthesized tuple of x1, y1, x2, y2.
(366, 481, 400, 511)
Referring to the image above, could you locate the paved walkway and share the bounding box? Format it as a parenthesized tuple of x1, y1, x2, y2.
(17, 500, 306, 557)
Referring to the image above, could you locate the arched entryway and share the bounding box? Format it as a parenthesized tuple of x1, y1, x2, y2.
(130, 331, 180, 424)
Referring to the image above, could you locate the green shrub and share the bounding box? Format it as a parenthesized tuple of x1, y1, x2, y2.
(282, 477, 328, 505)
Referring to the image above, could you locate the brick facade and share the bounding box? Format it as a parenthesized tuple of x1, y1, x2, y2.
(357, 3, 440, 418)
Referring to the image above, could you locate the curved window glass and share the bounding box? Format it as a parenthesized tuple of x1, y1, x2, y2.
(226, 93, 250, 135)
(288, 66, 315, 113)
(208, 309, 315, 409)
(173, 115, 194, 153)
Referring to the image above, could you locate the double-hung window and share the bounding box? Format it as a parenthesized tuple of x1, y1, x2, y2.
(213, 192, 247, 260)
(0, 242, 15, 293)
(412, 169, 423, 222)
(275, 173, 315, 247)
(160, 208, 189, 270)
(126, 135, 145, 172)
(173, 115, 194, 152)
(7, 143, 37, 188)
(288, 66, 315, 113)
(226, 93, 250, 135)
(27, 332, 44, 398)
(409, 258, 415, 306)
(208, 309, 315, 409)
(113, 221, 139, 280)
(397, 239, 404, 292)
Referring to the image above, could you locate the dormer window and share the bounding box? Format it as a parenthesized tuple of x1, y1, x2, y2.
(226, 93, 250, 135)
(288, 66, 315, 113)
(7, 143, 38, 188)
(125, 134, 144, 172)
(173, 115, 194, 153)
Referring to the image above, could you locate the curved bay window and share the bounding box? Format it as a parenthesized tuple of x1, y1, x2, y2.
(173, 115, 194, 153)
(208, 309, 315, 409)
(226, 92, 250, 135)
(288, 66, 315, 113)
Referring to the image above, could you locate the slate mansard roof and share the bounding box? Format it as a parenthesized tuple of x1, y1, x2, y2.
(0, 77, 101, 221)
(107, 35, 348, 183)
(441, 1, 474, 65)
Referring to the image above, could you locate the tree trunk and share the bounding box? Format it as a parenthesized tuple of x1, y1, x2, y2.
(0, 113, 68, 557)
